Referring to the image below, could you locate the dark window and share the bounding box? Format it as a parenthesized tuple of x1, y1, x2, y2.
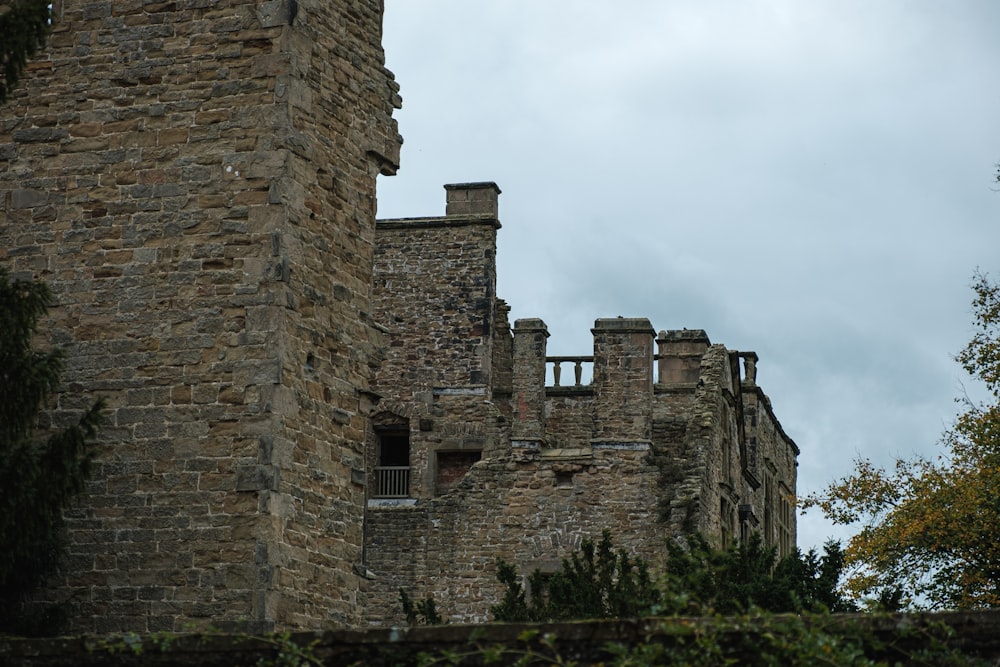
(378, 432, 409, 467)
(375, 430, 410, 498)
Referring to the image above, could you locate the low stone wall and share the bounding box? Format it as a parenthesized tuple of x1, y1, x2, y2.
(5, 611, 1000, 666)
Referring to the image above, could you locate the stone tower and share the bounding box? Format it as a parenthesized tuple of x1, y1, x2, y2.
(0, 0, 400, 632)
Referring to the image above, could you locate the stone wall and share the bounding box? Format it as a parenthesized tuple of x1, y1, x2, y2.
(741, 353, 799, 554)
(363, 324, 797, 624)
(372, 183, 501, 397)
(0, 0, 400, 633)
(363, 444, 666, 626)
(651, 337, 797, 553)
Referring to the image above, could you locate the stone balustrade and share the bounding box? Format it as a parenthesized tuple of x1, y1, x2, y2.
(546, 355, 593, 387)
(550, 355, 715, 388)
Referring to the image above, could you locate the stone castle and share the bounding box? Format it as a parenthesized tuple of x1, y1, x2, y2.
(0, 0, 796, 632)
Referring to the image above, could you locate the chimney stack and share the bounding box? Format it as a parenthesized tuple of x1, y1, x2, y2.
(444, 182, 501, 217)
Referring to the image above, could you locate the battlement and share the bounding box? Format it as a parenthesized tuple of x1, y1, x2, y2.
(545, 329, 729, 389)
(510, 319, 773, 450)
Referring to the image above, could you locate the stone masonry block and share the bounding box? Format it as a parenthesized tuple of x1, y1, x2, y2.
(256, 0, 296, 28)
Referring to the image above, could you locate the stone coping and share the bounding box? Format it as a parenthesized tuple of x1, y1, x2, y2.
(376, 216, 501, 230)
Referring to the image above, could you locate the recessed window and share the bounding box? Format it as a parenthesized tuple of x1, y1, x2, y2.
(375, 429, 410, 498)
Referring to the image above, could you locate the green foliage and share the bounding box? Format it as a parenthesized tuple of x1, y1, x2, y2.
(0, 0, 51, 103)
(492, 530, 852, 624)
(255, 632, 322, 667)
(660, 533, 855, 615)
(492, 530, 661, 622)
(770, 540, 854, 612)
(0, 269, 103, 634)
(803, 271, 1000, 609)
(401, 588, 445, 625)
(68, 619, 987, 667)
(492, 559, 531, 623)
(414, 615, 986, 667)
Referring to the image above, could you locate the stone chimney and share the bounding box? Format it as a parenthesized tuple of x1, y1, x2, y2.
(445, 182, 501, 217)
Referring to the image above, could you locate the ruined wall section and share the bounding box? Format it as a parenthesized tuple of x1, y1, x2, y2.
(646, 329, 706, 526)
(689, 347, 747, 546)
(490, 300, 514, 415)
(652, 344, 741, 541)
(0, 0, 400, 632)
(365, 317, 693, 625)
(363, 444, 665, 625)
(364, 326, 799, 625)
(650, 339, 795, 553)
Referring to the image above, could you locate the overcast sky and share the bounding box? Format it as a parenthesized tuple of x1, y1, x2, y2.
(376, 1, 1000, 552)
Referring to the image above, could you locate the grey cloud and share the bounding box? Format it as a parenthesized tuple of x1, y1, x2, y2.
(379, 0, 1000, 551)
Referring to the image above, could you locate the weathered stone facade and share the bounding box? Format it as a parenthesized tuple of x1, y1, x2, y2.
(362, 184, 798, 625)
(1, 0, 400, 632)
(1, 2, 796, 633)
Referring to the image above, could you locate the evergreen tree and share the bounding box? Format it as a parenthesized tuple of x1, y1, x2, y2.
(493, 531, 661, 622)
(661, 533, 855, 615)
(0, 0, 51, 103)
(0, 269, 102, 634)
(492, 531, 853, 622)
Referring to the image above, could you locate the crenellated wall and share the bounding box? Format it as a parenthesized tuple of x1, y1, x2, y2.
(1, 0, 400, 633)
(364, 184, 798, 625)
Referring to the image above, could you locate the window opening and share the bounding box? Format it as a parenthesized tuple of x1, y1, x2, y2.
(375, 430, 410, 497)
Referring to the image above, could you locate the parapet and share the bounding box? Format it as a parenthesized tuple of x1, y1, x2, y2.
(377, 182, 502, 231)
